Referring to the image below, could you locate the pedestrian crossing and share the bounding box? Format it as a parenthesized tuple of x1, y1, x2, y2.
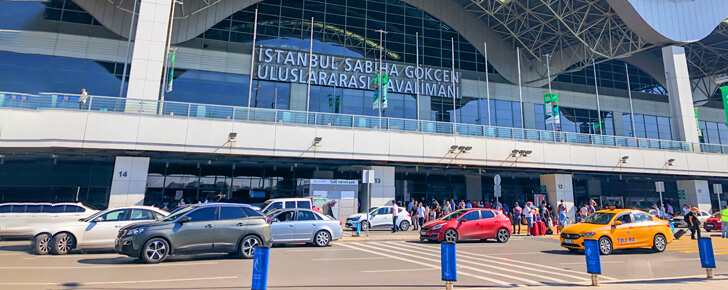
(666, 236, 728, 255)
(337, 241, 613, 287)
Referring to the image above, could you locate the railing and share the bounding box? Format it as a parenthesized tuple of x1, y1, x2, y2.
(2, 92, 727, 155)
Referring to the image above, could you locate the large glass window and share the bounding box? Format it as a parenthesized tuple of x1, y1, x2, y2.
(555, 60, 666, 96)
(699, 121, 728, 145)
(623, 114, 673, 140)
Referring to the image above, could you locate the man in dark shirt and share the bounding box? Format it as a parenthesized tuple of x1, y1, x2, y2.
(685, 207, 701, 239)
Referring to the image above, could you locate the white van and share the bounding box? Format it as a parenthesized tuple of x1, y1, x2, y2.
(0, 203, 98, 239)
(260, 198, 313, 214)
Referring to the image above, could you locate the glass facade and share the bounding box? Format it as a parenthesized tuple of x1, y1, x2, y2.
(699, 121, 728, 145)
(623, 114, 674, 140)
(555, 60, 667, 95)
(535, 104, 614, 135)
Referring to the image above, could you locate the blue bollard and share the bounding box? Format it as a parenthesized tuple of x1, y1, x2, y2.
(441, 240, 457, 289)
(251, 245, 271, 290)
(670, 220, 675, 233)
(356, 222, 361, 236)
(697, 237, 716, 278)
(583, 239, 601, 286)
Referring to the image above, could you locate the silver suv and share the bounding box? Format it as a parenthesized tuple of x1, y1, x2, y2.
(115, 203, 271, 263)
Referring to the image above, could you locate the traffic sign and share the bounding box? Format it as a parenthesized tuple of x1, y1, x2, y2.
(714, 184, 723, 195)
(678, 190, 686, 200)
(494, 174, 501, 185)
(362, 170, 375, 184)
(494, 185, 502, 197)
(655, 181, 665, 193)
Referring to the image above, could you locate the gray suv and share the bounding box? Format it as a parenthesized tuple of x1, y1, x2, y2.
(115, 203, 271, 263)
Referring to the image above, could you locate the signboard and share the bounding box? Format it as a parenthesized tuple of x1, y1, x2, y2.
(313, 191, 328, 197)
(695, 108, 703, 138)
(166, 49, 176, 93)
(544, 93, 560, 126)
(584, 239, 602, 274)
(714, 184, 723, 195)
(698, 237, 716, 268)
(310, 179, 359, 185)
(441, 242, 457, 281)
(493, 174, 501, 185)
(539, 185, 547, 193)
(534, 194, 546, 206)
(721, 86, 728, 127)
(655, 181, 665, 193)
(362, 170, 375, 184)
(494, 185, 502, 197)
(677, 190, 686, 200)
(251, 247, 270, 290)
(255, 47, 461, 99)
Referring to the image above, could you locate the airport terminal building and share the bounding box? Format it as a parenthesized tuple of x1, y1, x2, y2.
(2, 0, 728, 216)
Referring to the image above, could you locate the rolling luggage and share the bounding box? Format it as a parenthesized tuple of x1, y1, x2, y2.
(538, 221, 547, 236)
(673, 229, 686, 240)
(545, 227, 553, 235)
(530, 224, 540, 236)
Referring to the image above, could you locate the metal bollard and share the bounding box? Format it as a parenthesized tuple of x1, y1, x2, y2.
(441, 241, 457, 289)
(251, 245, 271, 290)
(697, 237, 716, 279)
(583, 239, 601, 286)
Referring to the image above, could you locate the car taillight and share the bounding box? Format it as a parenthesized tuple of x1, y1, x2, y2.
(407, 213, 411, 217)
(339, 221, 342, 226)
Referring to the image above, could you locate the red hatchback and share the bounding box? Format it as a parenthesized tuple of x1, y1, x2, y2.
(420, 209, 512, 243)
(704, 212, 722, 232)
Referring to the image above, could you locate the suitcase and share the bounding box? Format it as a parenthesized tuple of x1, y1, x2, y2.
(530, 225, 539, 236)
(673, 229, 686, 240)
(545, 227, 553, 235)
(538, 222, 547, 236)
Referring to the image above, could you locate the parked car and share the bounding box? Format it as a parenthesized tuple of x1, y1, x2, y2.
(30, 206, 168, 255)
(115, 203, 272, 263)
(0, 202, 99, 239)
(345, 206, 412, 231)
(419, 209, 512, 243)
(671, 210, 711, 227)
(704, 212, 723, 232)
(266, 208, 343, 246)
(259, 198, 313, 214)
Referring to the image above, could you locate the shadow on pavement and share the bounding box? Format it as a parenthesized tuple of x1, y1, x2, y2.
(77, 253, 251, 265)
(602, 274, 727, 286)
(0, 244, 29, 252)
(541, 248, 661, 256)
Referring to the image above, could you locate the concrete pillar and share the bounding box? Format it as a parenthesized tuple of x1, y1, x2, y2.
(363, 166, 395, 209)
(126, 0, 172, 104)
(465, 175, 482, 202)
(662, 46, 700, 143)
(677, 180, 712, 213)
(108, 156, 150, 208)
(540, 174, 575, 220)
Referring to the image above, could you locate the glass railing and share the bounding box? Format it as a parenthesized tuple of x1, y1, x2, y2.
(1, 92, 724, 154)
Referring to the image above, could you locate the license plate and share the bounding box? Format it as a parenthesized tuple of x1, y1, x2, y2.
(563, 239, 574, 244)
(706, 224, 715, 228)
(420, 231, 426, 235)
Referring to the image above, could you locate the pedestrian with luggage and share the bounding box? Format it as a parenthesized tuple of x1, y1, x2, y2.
(524, 202, 535, 236)
(686, 207, 701, 239)
(512, 202, 522, 234)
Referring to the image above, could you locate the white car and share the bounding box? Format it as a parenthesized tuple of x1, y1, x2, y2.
(260, 198, 313, 214)
(671, 210, 712, 227)
(345, 206, 412, 231)
(0, 203, 98, 239)
(30, 206, 168, 255)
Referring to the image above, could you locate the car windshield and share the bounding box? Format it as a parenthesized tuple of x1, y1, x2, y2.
(367, 208, 377, 213)
(582, 212, 616, 225)
(261, 200, 272, 209)
(441, 210, 468, 221)
(162, 206, 195, 221)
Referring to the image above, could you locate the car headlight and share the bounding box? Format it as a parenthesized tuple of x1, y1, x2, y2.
(431, 224, 445, 230)
(579, 232, 595, 238)
(125, 228, 145, 236)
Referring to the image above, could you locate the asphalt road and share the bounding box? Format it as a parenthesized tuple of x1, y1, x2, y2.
(1, 232, 727, 289)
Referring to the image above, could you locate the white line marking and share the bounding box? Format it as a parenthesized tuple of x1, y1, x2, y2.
(338, 243, 511, 286)
(0, 261, 218, 269)
(664, 258, 699, 262)
(283, 248, 356, 252)
(362, 267, 437, 273)
(411, 241, 617, 280)
(379, 242, 563, 284)
(313, 257, 387, 261)
(357, 242, 543, 286)
(0, 253, 22, 255)
(0, 276, 238, 286)
(560, 261, 625, 265)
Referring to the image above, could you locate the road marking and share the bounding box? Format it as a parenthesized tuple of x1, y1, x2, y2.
(362, 267, 437, 273)
(0, 276, 238, 286)
(560, 261, 625, 265)
(358, 242, 546, 286)
(313, 257, 387, 261)
(0, 261, 218, 269)
(405, 242, 610, 280)
(664, 258, 699, 262)
(283, 248, 356, 252)
(0, 253, 22, 256)
(338, 243, 511, 286)
(386, 242, 569, 284)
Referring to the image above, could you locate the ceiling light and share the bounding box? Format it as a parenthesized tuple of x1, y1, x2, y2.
(313, 137, 323, 146)
(667, 159, 675, 166)
(621, 156, 629, 164)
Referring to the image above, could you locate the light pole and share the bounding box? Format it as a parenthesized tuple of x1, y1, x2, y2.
(159, 0, 183, 114)
(376, 29, 387, 129)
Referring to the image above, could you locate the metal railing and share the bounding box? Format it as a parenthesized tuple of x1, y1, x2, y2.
(2, 91, 727, 155)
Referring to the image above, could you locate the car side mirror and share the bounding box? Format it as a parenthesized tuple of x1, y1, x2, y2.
(460, 218, 467, 223)
(92, 218, 102, 223)
(271, 218, 280, 223)
(78, 218, 85, 222)
(613, 220, 623, 226)
(179, 216, 191, 224)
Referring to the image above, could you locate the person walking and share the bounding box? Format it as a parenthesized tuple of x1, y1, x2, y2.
(682, 204, 691, 215)
(79, 88, 88, 110)
(408, 198, 415, 214)
(686, 207, 701, 239)
(417, 202, 426, 231)
(558, 200, 568, 232)
(512, 202, 522, 234)
(443, 201, 452, 215)
(721, 205, 728, 239)
(410, 200, 418, 231)
(666, 202, 675, 217)
(391, 200, 399, 233)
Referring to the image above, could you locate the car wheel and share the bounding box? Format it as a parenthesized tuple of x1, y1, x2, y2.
(399, 220, 410, 231)
(496, 228, 510, 243)
(314, 230, 331, 247)
(239, 235, 262, 259)
(360, 221, 369, 230)
(50, 233, 74, 255)
(31, 234, 51, 255)
(598, 236, 613, 255)
(568, 248, 579, 253)
(141, 238, 169, 264)
(444, 229, 458, 243)
(652, 234, 667, 252)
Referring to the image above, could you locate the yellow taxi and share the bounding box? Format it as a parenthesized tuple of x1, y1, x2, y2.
(560, 208, 673, 255)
